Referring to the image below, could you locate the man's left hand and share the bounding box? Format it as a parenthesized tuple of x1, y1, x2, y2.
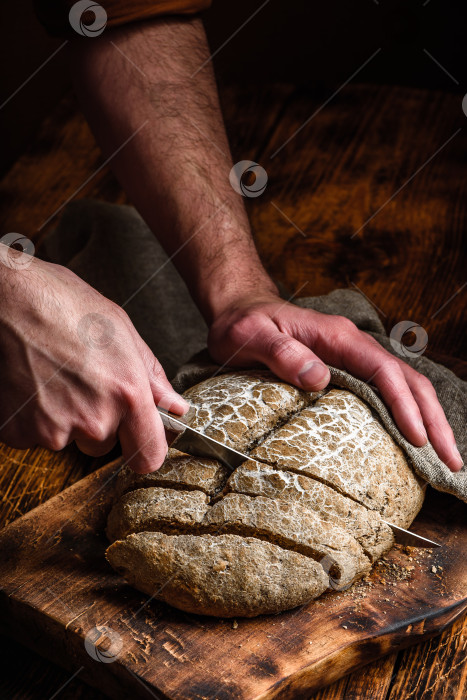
(208, 293, 463, 472)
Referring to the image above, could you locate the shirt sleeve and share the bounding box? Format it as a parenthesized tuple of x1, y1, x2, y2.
(34, 0, 212, 37)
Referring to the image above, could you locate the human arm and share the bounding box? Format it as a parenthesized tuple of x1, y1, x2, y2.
(0, 253, 189, 472)
(68, 17, 463, 471)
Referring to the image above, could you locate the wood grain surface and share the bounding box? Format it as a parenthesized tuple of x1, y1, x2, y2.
(0, 458, 465, 700)
(0, 82, 465, 698)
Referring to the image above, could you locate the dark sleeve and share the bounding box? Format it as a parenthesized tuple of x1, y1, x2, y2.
(34, 0, 212, 37)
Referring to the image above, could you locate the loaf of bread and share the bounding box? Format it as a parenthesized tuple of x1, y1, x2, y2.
(106, 371, 425, 617)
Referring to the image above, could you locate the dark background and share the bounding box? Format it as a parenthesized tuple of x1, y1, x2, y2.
(1, 0, 466, 178)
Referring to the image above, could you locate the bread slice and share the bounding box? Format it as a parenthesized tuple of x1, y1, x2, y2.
(204, 493, 371, 588)
(114, 448, 230, 498)
(106, 532, 329, 617)
(250, 389, 425, 527)
(224, 461, 394, 561)
(106, 487, 209, 542)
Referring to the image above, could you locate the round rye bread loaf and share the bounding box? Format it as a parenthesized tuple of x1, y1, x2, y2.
(105, 371, 425, 617)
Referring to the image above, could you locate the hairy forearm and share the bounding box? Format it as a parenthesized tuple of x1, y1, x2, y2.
(68, 18, 277, 323)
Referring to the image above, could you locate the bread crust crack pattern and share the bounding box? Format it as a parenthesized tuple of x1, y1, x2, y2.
(106, 371, 424, 617)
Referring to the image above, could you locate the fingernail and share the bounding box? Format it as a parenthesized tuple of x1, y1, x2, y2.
(178, 397, 191, 414)
(158, 394, 190, 415)
(298, 361, 329, 390)
(417, 420, 428, 444)
(448, 447, 464, 472)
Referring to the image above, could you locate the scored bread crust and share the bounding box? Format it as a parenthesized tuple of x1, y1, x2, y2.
(105, 371, 425, 617)
(106, 487, 210, 542)
(181, 370, 316, 451)
(250, 390, 425, 527)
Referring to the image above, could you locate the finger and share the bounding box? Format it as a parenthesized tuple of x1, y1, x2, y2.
(75, 435, 118, 458)
(70, 418, 118, 458)
(367, 361, 428, 447)
(118, 393, 168, 474)
(336, 334, 428, 447)
(35, 428, 71, 452)
(243, 317, 330, 390)
(126, 326, 190, 416)
(401, 365, 463, 471)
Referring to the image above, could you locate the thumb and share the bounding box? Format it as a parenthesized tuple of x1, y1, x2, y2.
(247, 319, 330, 391)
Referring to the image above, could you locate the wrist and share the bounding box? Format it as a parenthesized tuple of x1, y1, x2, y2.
(197, 264, 280, 325)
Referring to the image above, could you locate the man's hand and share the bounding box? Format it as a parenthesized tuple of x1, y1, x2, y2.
(208, 293, 464, 472)
(0, 256, 188, 472)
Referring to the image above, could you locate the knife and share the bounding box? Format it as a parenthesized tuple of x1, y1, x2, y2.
(157, 408, 441, 548)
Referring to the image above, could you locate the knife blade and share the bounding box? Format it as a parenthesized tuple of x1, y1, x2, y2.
(157, 408, 441, 548)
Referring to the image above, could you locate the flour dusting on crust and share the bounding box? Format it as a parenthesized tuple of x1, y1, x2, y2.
(183, 370, 315, 452)
(250, 389, 424, 526)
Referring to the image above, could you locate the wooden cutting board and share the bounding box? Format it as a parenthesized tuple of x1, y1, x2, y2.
(0, 458, 465, 700)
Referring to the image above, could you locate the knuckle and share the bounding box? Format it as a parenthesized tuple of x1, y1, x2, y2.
(112, 303, 130, 325)
(327, 316, 358, 348)
(25, 414, 69, 451)
(378, 356, 402, 376)
(333, 315, 357, 334)
(375, 360, 409, 397)
(267, 335, 297, 363)
(81, 419, 109, 444)
(413, 373, 434, 393)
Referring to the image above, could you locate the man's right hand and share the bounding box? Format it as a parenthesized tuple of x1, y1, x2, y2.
(0, 251, 189, 473)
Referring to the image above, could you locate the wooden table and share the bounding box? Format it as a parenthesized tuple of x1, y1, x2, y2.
(0, 82, 465, 699)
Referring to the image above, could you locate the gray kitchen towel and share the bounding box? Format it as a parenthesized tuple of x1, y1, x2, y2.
(43, 199, 466, 503)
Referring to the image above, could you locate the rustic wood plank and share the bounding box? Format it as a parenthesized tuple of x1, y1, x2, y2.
(307, 651, 398, 700)
(0, 638, 103, 700)
(334, 653, 398, 700)
(0, 93, 127, 246)
(387, 614, 467, 700)
(308, 614, 467, 700)
(0, 442, 114, 529)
